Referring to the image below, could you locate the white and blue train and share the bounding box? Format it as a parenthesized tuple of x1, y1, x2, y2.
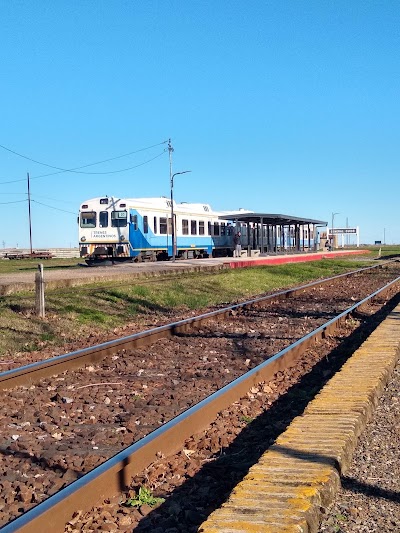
(78, 196, 241, 263)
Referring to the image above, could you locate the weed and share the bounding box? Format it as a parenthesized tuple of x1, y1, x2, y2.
(125, 486, 165, 508)
(240, 415, 254, 424)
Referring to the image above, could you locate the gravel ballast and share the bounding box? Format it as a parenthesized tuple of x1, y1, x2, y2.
(320, 361, 400, 532)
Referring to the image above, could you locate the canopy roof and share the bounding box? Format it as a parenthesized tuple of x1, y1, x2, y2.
(219, 212, 327, 226)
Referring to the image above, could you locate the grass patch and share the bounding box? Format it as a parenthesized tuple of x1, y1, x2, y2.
(0, 257, 80, 274)
(0, 256, 394, 356)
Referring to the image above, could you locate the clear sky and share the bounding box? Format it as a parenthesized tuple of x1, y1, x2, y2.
(1, 1, 399, 249)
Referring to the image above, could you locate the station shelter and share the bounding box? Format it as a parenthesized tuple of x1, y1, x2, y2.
(219, 212, 327, 255)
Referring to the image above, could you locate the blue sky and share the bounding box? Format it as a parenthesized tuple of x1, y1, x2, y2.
(1, 1, 399, 248)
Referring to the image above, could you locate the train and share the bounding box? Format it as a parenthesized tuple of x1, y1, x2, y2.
(78, 196, 320, 264)
(78, 196, 244, 263)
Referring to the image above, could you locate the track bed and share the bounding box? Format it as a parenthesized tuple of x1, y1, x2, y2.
(0, 264, 399, 531)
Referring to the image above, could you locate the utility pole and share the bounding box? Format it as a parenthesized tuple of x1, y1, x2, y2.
(27, 172, 33, 255)
(168, 139, 175, 260)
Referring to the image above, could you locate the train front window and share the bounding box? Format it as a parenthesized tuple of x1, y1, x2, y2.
(111, 210, 127, 227)
(80, 211, 96, 228)
(99, 211, 108, 228)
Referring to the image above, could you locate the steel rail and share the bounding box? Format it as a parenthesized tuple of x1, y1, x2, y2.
(0, 263, 388, 390)
(2, 274, 399, 533)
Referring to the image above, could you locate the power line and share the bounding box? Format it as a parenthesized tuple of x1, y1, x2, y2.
(31, 199, 77, 215)
(0, 199, 27, 205)
(0, 140, 169, 184)
(0, 196, 76, 212)
(30, 194, 76, 205)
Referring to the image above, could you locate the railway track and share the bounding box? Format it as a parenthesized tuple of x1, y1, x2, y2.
(0, 262, 399, 532)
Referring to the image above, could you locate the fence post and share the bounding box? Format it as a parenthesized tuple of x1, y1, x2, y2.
(35, 264, 45, 318)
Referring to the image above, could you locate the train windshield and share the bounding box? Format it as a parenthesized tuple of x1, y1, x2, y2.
(80, 211, 96, 228)
(111, 210, 127, 227)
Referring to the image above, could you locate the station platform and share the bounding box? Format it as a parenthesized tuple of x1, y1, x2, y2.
(198, 301, 400, 533)
(226, 249, 367, 269)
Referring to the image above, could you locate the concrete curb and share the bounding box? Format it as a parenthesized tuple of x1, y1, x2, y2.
(199, 304, 400, 533)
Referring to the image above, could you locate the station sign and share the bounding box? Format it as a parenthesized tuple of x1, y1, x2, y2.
(330, 228, 357, 235)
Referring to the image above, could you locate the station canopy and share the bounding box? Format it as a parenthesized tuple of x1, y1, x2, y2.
(219, 212, 327, 226)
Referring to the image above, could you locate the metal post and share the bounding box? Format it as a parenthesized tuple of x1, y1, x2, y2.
(35, 264, 45, 318)
(331, 212, 339, 250)
(168, 140, 191, 262)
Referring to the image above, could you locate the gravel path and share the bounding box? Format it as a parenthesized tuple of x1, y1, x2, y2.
(320, 360, 400, 532)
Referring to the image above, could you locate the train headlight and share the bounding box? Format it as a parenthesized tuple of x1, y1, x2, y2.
(120, 235, 125, 241)
(81, 236, 86, 242)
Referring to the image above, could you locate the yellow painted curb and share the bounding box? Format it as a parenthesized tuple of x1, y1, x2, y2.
(199, 302, 400, 533)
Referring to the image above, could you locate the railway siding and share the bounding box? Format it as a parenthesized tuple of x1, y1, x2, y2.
(199, 304, 400, 533)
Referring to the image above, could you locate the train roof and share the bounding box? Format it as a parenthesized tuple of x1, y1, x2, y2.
(80, 197, 217, 215)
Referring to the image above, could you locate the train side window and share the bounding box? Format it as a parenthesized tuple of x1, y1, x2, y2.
(199, 221, 205, 235)
(182, 219, 189, 235)
(221, 222, 226, 236)
(191, 220, 197, 235)
(99, 211, 108, 228)
(154, 216, 157, 234)
(111, 210, 127, 227)
(160, 217, 167, 234)
(130, 214, 138, 230)
(143, 216, 149, 234)
(208, 221, 211, 235)
(80, 211, 96, 228)
(213, 222, 220, 236)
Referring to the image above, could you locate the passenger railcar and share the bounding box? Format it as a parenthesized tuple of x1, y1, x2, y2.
(78, 196, 236, 263)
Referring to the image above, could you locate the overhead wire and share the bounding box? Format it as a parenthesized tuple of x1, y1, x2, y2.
(0, 199, 27, 205)
(31, 200, 77, 215)
(0, 139, 169, 184)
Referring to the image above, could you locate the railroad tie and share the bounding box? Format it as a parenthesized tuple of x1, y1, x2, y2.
(199, 304, 400, 533)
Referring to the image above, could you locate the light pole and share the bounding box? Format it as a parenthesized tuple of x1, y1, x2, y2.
(331, 212, 339, 250)
(170, 170, 191, 261)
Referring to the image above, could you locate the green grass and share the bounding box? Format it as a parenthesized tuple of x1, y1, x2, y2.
(0, 257, 81, 274)
(0, 255, 397, 357)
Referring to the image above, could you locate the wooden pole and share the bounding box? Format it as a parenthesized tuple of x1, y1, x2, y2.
(35, 264, 45, 318)
(27, 172, 33, 255)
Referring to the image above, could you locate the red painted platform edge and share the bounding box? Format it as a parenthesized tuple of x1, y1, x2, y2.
(228, 250, 369, 269)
